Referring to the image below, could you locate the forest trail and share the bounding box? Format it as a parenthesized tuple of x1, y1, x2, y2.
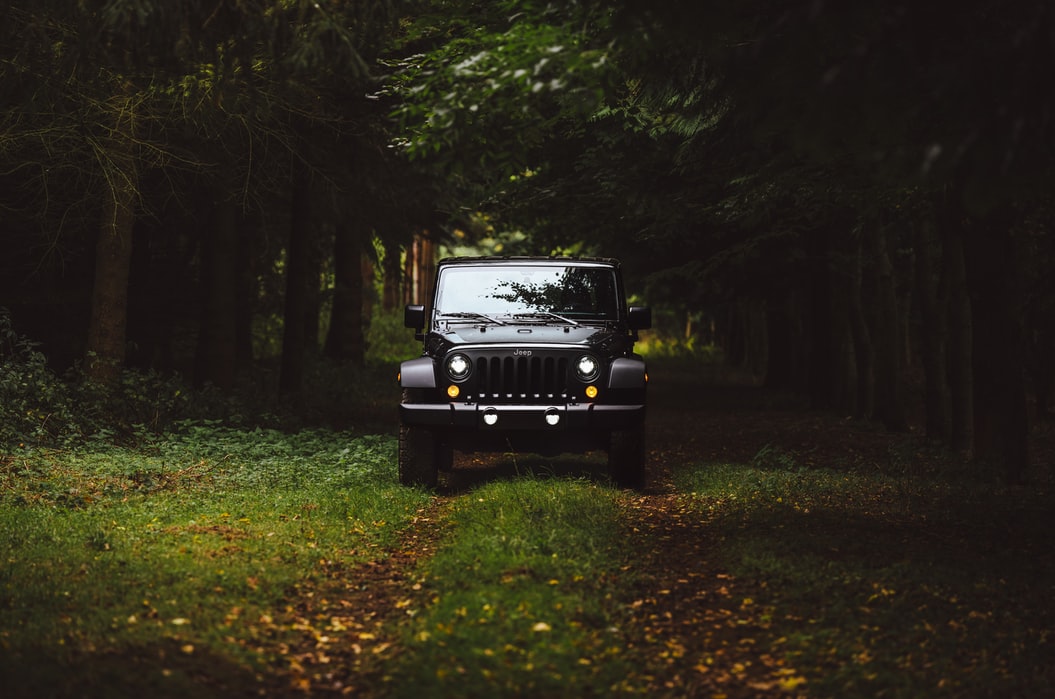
(263, 364, 1052, 697)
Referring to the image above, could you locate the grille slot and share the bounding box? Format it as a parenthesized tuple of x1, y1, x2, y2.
(475, 355, 569, 401)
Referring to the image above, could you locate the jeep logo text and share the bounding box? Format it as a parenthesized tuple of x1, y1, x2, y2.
(513, 349, 533, 356)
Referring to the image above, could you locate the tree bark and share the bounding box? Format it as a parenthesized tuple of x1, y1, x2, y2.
(324, 218, 366, 365)
(962, 207, 1029, 483)
(763, 292, 791, 390)
(235, 210, 259, 370)
(828, 227, 858, 415)
(382, 240, 402, 311)
(303, 224, 324, 357)
(85, 97, 138, 387)
(848, 226, 874, 419)
(763, 286, 809, 393)
(914, 218, 950, 441)
(279, 164, 312, 396)
(194, 194, 239, 390)
(869, 223, 907, 431)
(938, 206, 974, 454)
(806, 229, 834, 410)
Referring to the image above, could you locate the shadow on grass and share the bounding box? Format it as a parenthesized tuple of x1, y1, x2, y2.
(704, 490, 1055, 697)
(0, 640, 265, 699)
(440, 451, 612, 494)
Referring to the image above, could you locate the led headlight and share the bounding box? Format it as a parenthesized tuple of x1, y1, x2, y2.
(445, 353, 472, 381)
(575, 354, 600, 382)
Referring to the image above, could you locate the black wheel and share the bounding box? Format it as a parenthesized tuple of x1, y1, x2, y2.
(399, 423, 439, 488)
(609, 426, 646, 489)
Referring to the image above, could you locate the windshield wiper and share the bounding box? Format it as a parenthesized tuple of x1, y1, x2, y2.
(512, 312, 579, 325)
(437, 312, 508, 326)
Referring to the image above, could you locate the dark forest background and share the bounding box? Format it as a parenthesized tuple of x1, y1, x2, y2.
(2, 0, 1053, 483)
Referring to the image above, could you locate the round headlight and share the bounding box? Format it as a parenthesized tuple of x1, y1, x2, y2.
(446, 353, 472, 381)
(575, 355, 600, 381)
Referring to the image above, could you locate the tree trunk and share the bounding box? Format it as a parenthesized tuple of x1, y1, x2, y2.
(962, 207, 1029, 483)
(805, 231, 832, 409)
(943, 218, 973, 454)
(914, 217, 950, 441)
(828, 229, 857, 415)
(404, 233, 436, 306)
(869, 223, 907, 431)
(724, 301, 747, 368)
(194, 195, 239, 390)
(280, 164, 312, 396)
(85, 98, 138, 387)
(848, 226, 874, 419)
(382, 240, 402, 311)
(763, 286, 809, 392)
(763, 290, 794, 390)
(303, 224, 324, 357)
(235, 210, 259, 369)
(324, 218, 366, 365)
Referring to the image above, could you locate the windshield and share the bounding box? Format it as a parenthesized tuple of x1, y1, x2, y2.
(434, 264, 620, 320)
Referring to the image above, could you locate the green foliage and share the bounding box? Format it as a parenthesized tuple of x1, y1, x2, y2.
(0, 310, 77, 447)
(674, 463, 1055, 698)
(384, 1, 615, 175)
(635, 333, 721, 362)
(3, 420, 1053, 697)
(0, 305, 420, 449)
(386, 478, 641, 697)
(0, 310, 249, 449)
(365, 307, 424, 365)
(749, 444, 800, 471)
(0, 427, 428, 698)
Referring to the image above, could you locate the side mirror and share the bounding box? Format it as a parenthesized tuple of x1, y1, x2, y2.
(404, 304, 425, 332)
(627, 306, 652, 331)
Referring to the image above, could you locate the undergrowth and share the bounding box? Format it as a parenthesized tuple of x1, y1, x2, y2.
(675, 461, 1055, 699)
(0, 427, 429, 699)
(383, 478, 640, 698)
(0, 307, 407, 451)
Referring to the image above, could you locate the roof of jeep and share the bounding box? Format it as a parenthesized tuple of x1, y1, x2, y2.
(437, 255, 620, 267)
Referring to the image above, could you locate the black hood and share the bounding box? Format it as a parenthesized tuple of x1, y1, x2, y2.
(428, 322, 630, 356)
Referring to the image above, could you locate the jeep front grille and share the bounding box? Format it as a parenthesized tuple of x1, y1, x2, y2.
(474, 356, 569, 402)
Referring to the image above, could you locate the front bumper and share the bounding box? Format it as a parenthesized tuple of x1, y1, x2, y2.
(400, 401, 645, 431)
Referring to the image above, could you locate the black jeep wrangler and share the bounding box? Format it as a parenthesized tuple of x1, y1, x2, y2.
(398, 256, 651, 488)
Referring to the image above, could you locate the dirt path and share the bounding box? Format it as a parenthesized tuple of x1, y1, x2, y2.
(263, 363, 1051, 696)
(261, 498, 453, 696)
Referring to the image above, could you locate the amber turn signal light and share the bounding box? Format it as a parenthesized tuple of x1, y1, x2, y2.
(585, 385, 598, 399)
(447, 385, 460, 398)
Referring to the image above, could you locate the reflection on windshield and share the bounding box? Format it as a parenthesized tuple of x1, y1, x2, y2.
(435, 265, 619, 320)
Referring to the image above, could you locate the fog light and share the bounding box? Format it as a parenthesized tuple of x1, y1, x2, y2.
(544, 408, 560, 426)
(585, 385, 598, 399)
(447, 385, 460, 398)
(483, 408, 498, 426)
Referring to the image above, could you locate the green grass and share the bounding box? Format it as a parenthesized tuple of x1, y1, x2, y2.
(381, 477, 643, 698)
(3, 427, 1053, 698)
(675, 462, 1055, 699)
(0, 428, 430, 698)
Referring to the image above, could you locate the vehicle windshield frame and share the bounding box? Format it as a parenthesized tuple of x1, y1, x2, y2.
(433, 263, 622, 323)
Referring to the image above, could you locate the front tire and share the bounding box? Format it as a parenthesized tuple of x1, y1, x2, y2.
(609, 426, 646, 489)
(399, 423, 439, 488)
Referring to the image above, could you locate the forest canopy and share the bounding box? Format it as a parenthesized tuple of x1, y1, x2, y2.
(1, 0, 1052, 481)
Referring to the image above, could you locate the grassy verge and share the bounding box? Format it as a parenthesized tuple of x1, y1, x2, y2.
(675, 461, 1055, 698)
(0, 428, 430, 699)
(4, 425, 1053, 698)
(381, 477, 645, 698)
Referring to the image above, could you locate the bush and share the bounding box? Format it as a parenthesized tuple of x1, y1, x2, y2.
(0, 309, 252, 449)
(635, 333, 722, 362)
(0, 309, 79, 447)
(365, 306, 422, 365)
